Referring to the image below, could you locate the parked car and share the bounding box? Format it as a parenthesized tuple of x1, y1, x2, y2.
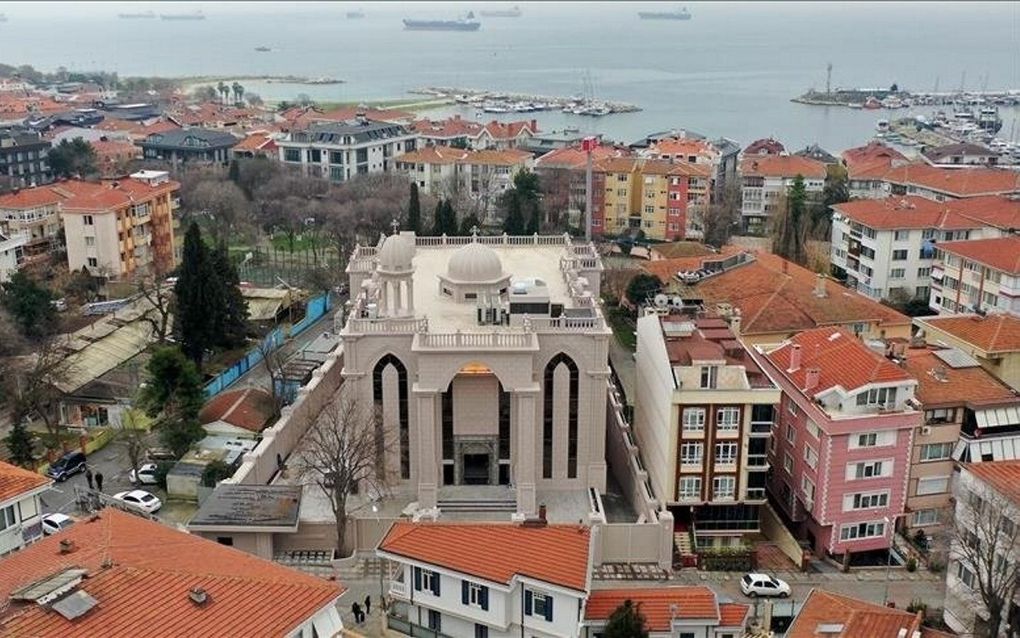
(129, 463, 159, 485)
(41, 513, 75, 536)
(112, 490, 162, 514)
(47, 451, 87, 482)
(145, 447, 176, 462)
(740, 573, 791, 598)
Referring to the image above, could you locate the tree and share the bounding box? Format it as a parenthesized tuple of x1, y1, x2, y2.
(407, 182, 422, 233)
(48, 138, 98, 178)
(0, 270, 58, 339)
(773, 175, 808, 265)
(192, 85, 219, 102)
(500, 169, 542, 235)
(696, 181, 741, 248)
(459, 212, 482, 236)
(951, 479, 1020, 637)
(119, 408, 149, 485)
(210, 242, 249, 350)
(5, 337, 75, 444)
(140, 347, 206, 457)
(4, 420, 35, 467)
(604, 600, 649, 638)
(818, 163, 849, 239)
(174, 223, 218, 364)
(299, 387, 391, 556)
(503, 195, 525, 235)
(231, 81, 244, 105)
(431, 199, 458, 236)
(135, 275, 174, 344)
(201, 459, 233, 487)
(184, 178, 249, 242)
(217, 81, 229, 104)
(246, 93, 263, 107)
(625, 273, 661, 307)
(228, 158, 240, 184)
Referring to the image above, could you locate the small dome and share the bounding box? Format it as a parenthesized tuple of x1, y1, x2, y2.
(378, 234, 414, 272)
(447, 242, 504, 283)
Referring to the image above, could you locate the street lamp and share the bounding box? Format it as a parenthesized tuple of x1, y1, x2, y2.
(372, 502, 384, 603)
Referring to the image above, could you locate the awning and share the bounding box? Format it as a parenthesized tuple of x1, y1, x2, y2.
(975, 406, 1020, 428)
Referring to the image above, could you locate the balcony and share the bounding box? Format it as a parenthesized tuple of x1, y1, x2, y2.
(747, 454, 769, 468)
(389, 579, 408, 600)
(746, 488, 766, 500)
(750, 422, 773, 435)
(386, 614, 453, 638)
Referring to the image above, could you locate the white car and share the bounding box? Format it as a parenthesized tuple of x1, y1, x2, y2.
(129, 463, 159, 485)
(740, 573, 791, 598)
(113, 490, 162, 514)
(41, 513, 75, 536)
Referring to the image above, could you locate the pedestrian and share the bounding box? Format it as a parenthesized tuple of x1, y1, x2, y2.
(95, 471, 104, 492)
(364, 594, 371, 616)
(84, 467, 94, 490)
(351, 602, 362, 624)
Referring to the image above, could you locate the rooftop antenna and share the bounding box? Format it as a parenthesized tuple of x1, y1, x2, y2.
(825, 62, 832, 96)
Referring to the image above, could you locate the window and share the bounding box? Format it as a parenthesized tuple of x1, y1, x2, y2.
(284, 148, 301, 162)
(892, 249, 908, 261)
(715, 442, 737, 464)
(856, 433, 877, 447)
(840, 521, 886, 541)
(682, 408, 706, 432)
(713, 476, 736, 500)
(427, 609, 442, 632)
(785, 423, 796, 445)
(678, 476, 701, 500)
(82, 215, 94, 226)
(783, 453, 793, 474)
(85, 236, 96, 247)
(801, 476, 815, 502)
(87, 257, 98, 268)
(644, 205, 654, 214)
(925, 408, 955, 424)
(912, 509, 939, 526)
(700, 366, 718, 389)
(717, 407, 740, 432)
(956, 562, 976, 589)
(787, 401, 799, 417)
(806, 420, 820, 439)
(848, 460, 890, 479)
(850, 431, 895, 449)
(462, 581, 489, 610)
(917, 267, 932, 278)
(525, 590, 553, 622)
(680, 442, 703, 465)
(845, 491, 889, 510)
(414, 567, 440, 595)
(0, 505, 14, 531)
(890, 268, 906, 279)
(855, 387, 898, 407)
(920, 442, 953, 462)
(216, 536, 234, 546)
(894, 230, 910, 241)
(803, 445, 818, 469)
(916, 476, 950, 495)
(474, 624, 489, 638)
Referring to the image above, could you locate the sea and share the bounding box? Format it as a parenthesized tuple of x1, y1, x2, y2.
(1, 1, 1019, 153)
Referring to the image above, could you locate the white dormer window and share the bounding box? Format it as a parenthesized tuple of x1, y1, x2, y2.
(855, 387, 898, 407)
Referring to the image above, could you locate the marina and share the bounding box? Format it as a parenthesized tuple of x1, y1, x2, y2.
(410, 86, 641, 117)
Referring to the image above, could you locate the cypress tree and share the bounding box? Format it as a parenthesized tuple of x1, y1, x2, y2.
(459, 213, 482, 236)
(173, 223, 216, 365)
(431, 199, 446, 235)
(4, 421, 35, 468)
(407, 182, 421, 233)
(228, 158, 240, 184)
(211, 241, 249, 349)
(441, 200, 458, 235)
(503, 196, 525, 235)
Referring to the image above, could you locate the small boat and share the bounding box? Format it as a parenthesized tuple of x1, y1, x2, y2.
(254, 46, 271, 52)
(876, 119, 890, 132)
(638, 6, 691, 20)
(480, 5, 521, 18)
(346, 10, 365, 19)
(403, 12, 481, 31)
(118, 10, 154, 19)
(863, 96, 882, 110)
(848, 102, 863, 109)
(160, 10, 205, 20)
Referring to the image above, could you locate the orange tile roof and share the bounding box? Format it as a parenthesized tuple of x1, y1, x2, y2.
(0, 508, 343, 635)
(882, 162, 1020, 197)
(483, 119, 537, 140)
(233, 133, 276, 153)
(585, 587, 748, 631)
(788, 589, 933, 638)
(410, 116, 484, 138)
(964, 461, 1020, 507)
(298, 106, 414, 126)
(944, 195, 1020, 230)
(938, 236, 1020, 275)
(692, 253, 910, 336)
(642, 246, 745, 283)
(765, 327, 914, 394)
(395, 147, 532, 167)
(0, 187, 64, 210)
(902, 347, 1019, 408)
(739, 155, 827, 179)
(842, 141, 907, 166)
(535, 145, 630, 170)
(199, 388, 277, 433)
(0, 460, 50, 504)
(595, 157, 712, 177)
(832, 196, 980, 230)
(3, 177, 181, 215)
(918, 313, 1020, 353)
(378, 521, 591, 591)
(647, 137, 717, 159)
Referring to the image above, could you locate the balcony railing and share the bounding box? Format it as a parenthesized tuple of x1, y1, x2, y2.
(747, 454, 769, 468)
(750, 422, 773, 435)
(389, 580, 408, 600)
(415, 331, 538, 351)
(746, 488, 766, 500)
(386, 615, 453, 638)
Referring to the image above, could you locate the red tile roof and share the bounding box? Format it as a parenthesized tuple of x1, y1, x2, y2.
(378, 522, 591, 591)
(882, 162, 1020, 197)
(740, 155, 827, 179)
(647, 137, 717, 160)
(842, 141, 908, 172)
(0, 187, 64, 210)
(937, 236, 1020, 275)
(902, 347, 1019, 408)
(535, 145, 630, 170)
(832, 196, 980, 230)
(943, 195, 1020, 230)
(642, 246, 745, 282)
(787, 589, 946, 638)
(410, 116, 484, 139)
(585, 587, 748, 631)
(0, 177, 179, 215)
(233, 133, 277, 153)
(0, 508, 343, 635)
(964, 461, 1020, 507)
(0, 460, 50, 504)
(483, 119, 537, 140)
(765, 327, 914, 395)
(744, 137, 786, 156)
(917, 313, 1020, 353)
(199, 387, 277, 433)
(595, 157, 713, 178)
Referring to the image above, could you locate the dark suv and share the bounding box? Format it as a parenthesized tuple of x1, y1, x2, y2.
(47, 451, 87, 482)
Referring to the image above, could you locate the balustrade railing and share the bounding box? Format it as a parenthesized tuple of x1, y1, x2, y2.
(416, 331, 536, 349)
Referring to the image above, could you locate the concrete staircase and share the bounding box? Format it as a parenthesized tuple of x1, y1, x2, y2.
(438, 497, 517, 513)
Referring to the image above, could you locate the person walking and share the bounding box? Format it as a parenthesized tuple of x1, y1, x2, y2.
(84, 467, 94, 490)
(95, 471, 104, 492)
(364, 594, 371, 616)
(351, 602, 362, 624)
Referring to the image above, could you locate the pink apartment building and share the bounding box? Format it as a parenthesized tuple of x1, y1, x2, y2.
(751, 327, 921, 564)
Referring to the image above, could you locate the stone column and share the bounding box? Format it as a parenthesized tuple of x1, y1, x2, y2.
(405, 278, 415, 315)
(514, 386, 540, 516)
(415, 390, 439, 509)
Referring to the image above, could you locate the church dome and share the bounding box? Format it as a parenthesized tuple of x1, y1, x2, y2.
(377, 234, 414, 273)
(446, 242, 504, 283)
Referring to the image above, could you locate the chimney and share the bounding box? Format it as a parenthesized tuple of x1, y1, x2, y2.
(538, 503, 547, 522)
(804, 367, 821, 391)
(188, 587, 210, 606)
(59, 539, 76, 554)
(530, 118, 537, 132)
(814, 273, 827, 298)
(788, 344, 802, 372)
(729, 308, 742, 336)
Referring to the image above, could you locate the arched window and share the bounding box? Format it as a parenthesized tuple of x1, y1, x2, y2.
(373, 354, 409, 480)
(543, 353, 579, 479)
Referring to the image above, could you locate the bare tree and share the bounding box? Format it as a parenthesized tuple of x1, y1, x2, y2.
(951, 479, 1020, 637)
(119, 408, 149, 484)
(135, 275, 174, 344)
(5, 336, 76, 445)
(694, 180, 741, 248)
(257, 336, 287, 420)
(186, 179, 250, 242)
(299, 387, 392, 556)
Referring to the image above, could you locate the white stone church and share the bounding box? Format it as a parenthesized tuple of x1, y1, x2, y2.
(340, 232, 612, 517)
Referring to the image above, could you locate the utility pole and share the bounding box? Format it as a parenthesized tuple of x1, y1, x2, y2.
(582, 136, 598, 243)
(825, 62, 832, 96)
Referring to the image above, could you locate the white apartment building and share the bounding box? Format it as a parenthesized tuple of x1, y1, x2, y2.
(738, 155, 826, 235)
(378, 521, 592, 638)
(342, 232, 610, 518)
(634, 312, 780, 548)
(0, 187, 63, 268)
(881, 162, 1020, 202)
(278, 117, 417, 182)
(0, 230, 27, 281)
(0, 460, 51, 556)
(930, 235, 1020, 315)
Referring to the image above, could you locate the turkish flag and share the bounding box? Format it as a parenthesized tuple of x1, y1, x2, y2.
(581, 136, 599, 152)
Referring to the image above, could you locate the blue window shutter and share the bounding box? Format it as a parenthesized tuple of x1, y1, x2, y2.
(462, 580, 469, 605)
(545, 597, 553, 622)
(432, 572, 441, 596)
(413, 567, 422, 591)
(524, 590, 533, 616)
(480, 586, 489, 611)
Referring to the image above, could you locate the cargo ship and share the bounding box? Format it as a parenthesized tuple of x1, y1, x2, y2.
(346, 9, 365, 19)
(403, 12, 481, 31)
(160, 10, 206, 20)
(480, 5, 521, 18)
(638, 6, 691, 20)
(118, 10, 155, 19)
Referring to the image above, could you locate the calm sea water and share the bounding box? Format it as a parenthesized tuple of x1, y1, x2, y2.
(1, 1, 1018, 151)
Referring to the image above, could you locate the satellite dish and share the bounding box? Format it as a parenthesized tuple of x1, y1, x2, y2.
(672, 296, 684, 307)
(654, 294, 669, 308)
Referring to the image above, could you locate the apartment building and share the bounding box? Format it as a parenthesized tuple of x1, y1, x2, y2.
(900, 345, 1020, 535)
(393, 146, 534, 221)
(410, 116, 539, 150)
(278, 118, 417, 182)
(915, 313, 1020, 391)
(593, 157, 712, 242)
(739, 155, 825, 234)
(881, 162, 1020, 202)
(922, 142, 1001, 168)
(533, 144, 629, 228)
(841, 142, 908, 199)
(0, 186, 64, 267)
(634, 313, 780, 547)
(137, 127, 239, 164)
(0, 231, 26, 281)
(583, 587, 750, 637)
(378, 521, 592, 638)
(830, 196, 990, 302)
(751, 327, 921, 563)
(630, 129, 740, 197)
(930, 235, 1020, 315)
(0, 460, 51, 556)
(0, 129, 52, 190)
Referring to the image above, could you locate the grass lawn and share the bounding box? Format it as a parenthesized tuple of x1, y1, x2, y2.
(605, 305, 637, 351)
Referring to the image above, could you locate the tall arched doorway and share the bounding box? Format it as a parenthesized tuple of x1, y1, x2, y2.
(543, 353, 579, 479)
(373, 354, 409, 480)
(439, 363, 511, 486)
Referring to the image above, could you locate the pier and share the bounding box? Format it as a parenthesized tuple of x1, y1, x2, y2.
(410, 86, 641, 116)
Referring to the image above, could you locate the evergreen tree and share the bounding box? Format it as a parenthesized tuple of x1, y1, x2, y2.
(775, 174, 808, 266)
(48, 138, 98, 178)
(211, 241, 249, 349)
(459, 213, 482, 236)
(139, 346, 205, 422)
(431, 200, 446, 235)
(441, 200, 458, 235)
(407, 182, 422, 233)
(500, 169, 541, 235)
(503, 197, 525, 235)
(173, 223, 217, 364)
(604, 600, 649, 638)
(227, 158, 240, 184)
(0, 271, 58, 339)
(4, 420, 35, 468)
(526, 201, 541, 235)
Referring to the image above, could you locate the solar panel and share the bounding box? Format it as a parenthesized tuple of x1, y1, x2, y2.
(933, 348, 980, 369)
(51, 590, 98, 620)
(10, 568, 89, 603)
